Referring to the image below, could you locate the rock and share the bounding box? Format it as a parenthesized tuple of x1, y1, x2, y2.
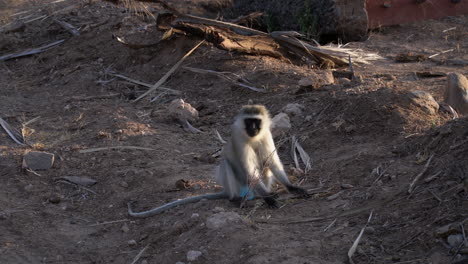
(297, 75, 323, 94)
(341, 183, 354, 189)
(127, 239, 137, 246)
(191, 213, 200, 219)
(445, 73, 468, 115)
(212, 207, 225, 213)
(121, 223, 130, 233)
(447, 234, 464, 248)
(338, 78, 351, 85)
(206, 212, 243, 229)
(141, 260, 148, 264)
(435, 223, 460, 238)
(364, 226, 375, 234)
(22, 151, 55, 170)
(120, 181, 129, 188)
(168, 99, 199, 122)
(176, 262, 186, 264)
(186, 250, 202, 261)
(282, 103, 304, 117)
(48, 194, 61, 204)
(408, 90, 439, 115)
(24, 184, 34, 192)
(270, 113, 291, 137)
(319, 70, 335, 85)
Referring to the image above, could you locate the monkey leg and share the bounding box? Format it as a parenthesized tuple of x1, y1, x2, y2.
(254, 182, 279, 208)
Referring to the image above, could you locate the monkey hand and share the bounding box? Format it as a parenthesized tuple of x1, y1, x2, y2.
(287, 185, 310, 198)
(263, 196, 279, 208)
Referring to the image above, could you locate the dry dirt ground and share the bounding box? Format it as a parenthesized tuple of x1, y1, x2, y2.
(1, 1, 468, 264)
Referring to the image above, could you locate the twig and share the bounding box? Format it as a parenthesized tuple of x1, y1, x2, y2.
(0, 39, 65, 61)
(56, 180, 97, 195)
(291, 136, 300, 170)
(133, 40, 205, 102)
(428, 49, 454, 59)
(428, 189, 442, 203)
(215, 129, 227, 144)
(0, 117, 26, 145)
(348, 210, 374, 264)
(53, 19, 80, 36)
(424, 171, 443, 183)
(150, 91, 168, 102)
(79, 146, 154, 153)
(181, 119, 202, 134)
(26, 168, 42, 177)
(130, 244, 149, 264)
(89, 219, 130, 226)
(183, 66, 266, 93)
(348, 55, 355, 80)
(323, 218, 337, 232)
(66, 93, 120, 102)
(394, 231, 423, 251)
(408, 154, 434, 194)
(111, 73, 179, 94)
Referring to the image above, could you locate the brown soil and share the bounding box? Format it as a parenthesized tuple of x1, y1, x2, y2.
(1, 1, 467, 264)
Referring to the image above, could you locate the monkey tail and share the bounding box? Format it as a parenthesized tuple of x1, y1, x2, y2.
(127, 192, 228, 218)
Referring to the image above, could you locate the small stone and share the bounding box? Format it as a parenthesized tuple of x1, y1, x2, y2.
(168, 99, 199, 122)
(408, 90, 439, 115)
(141, 260, 148, 264)
(22, 151, 55, 170)
(186, 250, 202, 261)
(121, 223, 130, 233)
(364, 226, 375, 234)
(305, 115, 313, 122)
(175, 262, 186, 264)
(298, 74, 322, 92)
(435, 223, 459, 238)
(191, 213, 200, 219)
(320, 70, 335, 85)
(127, 239, 137, 246)
(338, 78, 351, 85)
(447, 234, 464, 248)
(445, 72, 468, 115)
(270, 113, 291, 137)
(282, 103, 304, 117)
(120, 181, 129, 188)
(24, 184, 34, 192)
(206, 212, 243, 229)
(288, 167, 304, 177)
(326, 191, 342, 201)
(212, 207, 225, 213)
(48, 194, 61, 204)
(341, 183, 354, 189)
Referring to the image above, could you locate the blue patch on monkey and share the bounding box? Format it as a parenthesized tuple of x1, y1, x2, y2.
(239, 186, 255, 200)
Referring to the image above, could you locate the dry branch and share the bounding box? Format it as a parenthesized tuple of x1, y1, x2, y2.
(53, 19, 80, 36)
(79, 146, 154, 153)
(132, 40, 205, 102)
(0, 39, 65, 61)
(408, 154, 434, 194)
(108, 0, 379, 67)
(0, 118, 26, 145)
(183, 66, 265, 93)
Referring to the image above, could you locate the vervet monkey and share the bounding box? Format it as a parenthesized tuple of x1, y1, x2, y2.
(128, 105, 308, 217)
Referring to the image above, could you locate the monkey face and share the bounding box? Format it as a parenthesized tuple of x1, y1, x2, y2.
(244, 118, 262, 137)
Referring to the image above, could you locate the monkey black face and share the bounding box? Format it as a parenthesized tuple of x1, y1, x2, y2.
(244, 118, 261, 137)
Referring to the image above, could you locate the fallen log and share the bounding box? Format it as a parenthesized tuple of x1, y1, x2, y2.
(106, 0, 380, 67)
